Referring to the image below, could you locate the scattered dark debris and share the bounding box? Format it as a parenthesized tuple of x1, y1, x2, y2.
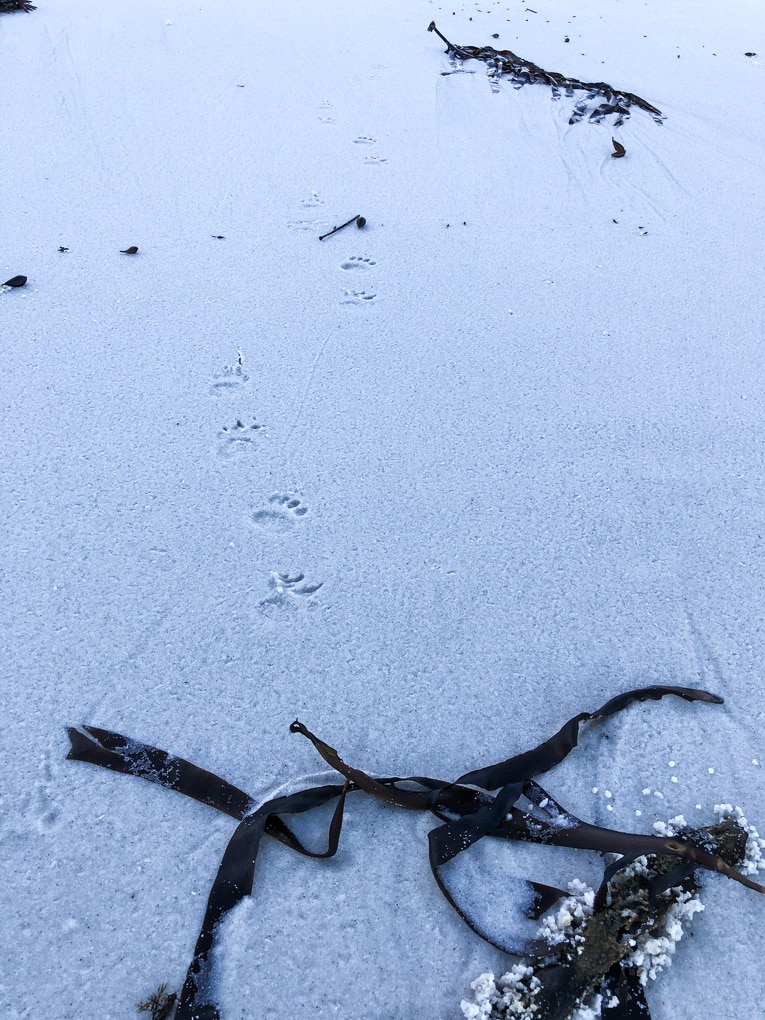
(745, 52, 758, 58)
(212, 235, 225, 239)
(58, 246, 69, 253)
(68, 686, 763, 1020)
(319, 214, 365, 241)
(428, 21, 664, 126)
(0, 0, 36, 11)
(137, 984, 177, 1020)
(611, 137, 626, 158)
(2, 275, 27, 289)
(120, 246, 139, 255)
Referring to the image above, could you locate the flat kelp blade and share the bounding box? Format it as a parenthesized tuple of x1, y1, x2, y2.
(67, 725, 254, 819)
(173, 782, 350, 1020)
(428, 782, 547, 955)
(456, 686, 722, 791)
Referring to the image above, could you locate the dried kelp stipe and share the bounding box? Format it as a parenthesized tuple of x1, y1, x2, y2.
(68, 686, 763, 1020)
(428, 21, 664, 126)
(0, 0, 35, 11)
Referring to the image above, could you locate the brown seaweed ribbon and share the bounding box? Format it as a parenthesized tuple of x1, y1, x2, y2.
(68, 686, 763, 1020)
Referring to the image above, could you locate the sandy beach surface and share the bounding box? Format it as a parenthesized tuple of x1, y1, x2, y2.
(2, 1, 764, 1017)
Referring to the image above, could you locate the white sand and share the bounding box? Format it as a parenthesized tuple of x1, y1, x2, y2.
(2, 0, 764, 1017)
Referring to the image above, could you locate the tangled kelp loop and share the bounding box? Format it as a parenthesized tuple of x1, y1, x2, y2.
(428, 21, 664, 126)
(68, 685, 763, 1020)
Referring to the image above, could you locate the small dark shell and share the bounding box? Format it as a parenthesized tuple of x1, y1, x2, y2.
(120, 246, 139, 255)
(3, 275, 27, 288)
(356, 216, 367, 228)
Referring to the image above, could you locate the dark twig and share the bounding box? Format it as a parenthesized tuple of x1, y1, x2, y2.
(319, 215, 365, 241)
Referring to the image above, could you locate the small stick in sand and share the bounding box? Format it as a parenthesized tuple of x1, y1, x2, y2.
(120, 246, 139, 255)
(319, 215, 365, 241)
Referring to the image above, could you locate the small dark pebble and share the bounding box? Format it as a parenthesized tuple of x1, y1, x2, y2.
(356, 216, 366, 229)
(564, 36, 570, 42)
(58, 246, 69, 253)
(120, 246, 139, 255)
(745, 52, 757, 57)
(492, 33, 499, 39)
(212, 235, 225, 239)
(3, 275, 27, 288)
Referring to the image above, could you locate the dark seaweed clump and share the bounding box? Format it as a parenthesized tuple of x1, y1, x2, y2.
(67, 685, 763, 1020)
(0, 1, 36, 12)
(427, 21, 665, 126)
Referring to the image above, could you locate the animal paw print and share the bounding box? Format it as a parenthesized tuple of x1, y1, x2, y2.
(353, 135, 376, 145)
(259, 571, 324, 612)
(209, 354, 250, 395)
(287, 219, 324, 232)
(251, 493, 309, 529)
(340, 256, 377, 271)
(340, 289, 376, 305)
(217, 418, 265, 458)
(300, 192, 323, 209)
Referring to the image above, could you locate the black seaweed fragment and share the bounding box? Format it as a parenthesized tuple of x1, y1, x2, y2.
(68, 686, 763, 1020)
(427, 21, 665, 125)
